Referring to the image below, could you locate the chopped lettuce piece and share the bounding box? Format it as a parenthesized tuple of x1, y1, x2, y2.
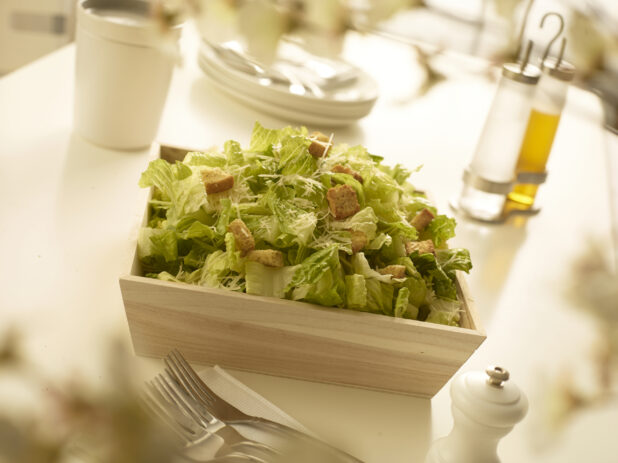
(197, 250, 244, 291)
(379, 163, 418, 185)
(266, 188, 317, 247)
(245, 261, 297, 298)
(329, 206, 378, 240)
(409, 251, 457, 301)
(425, 295, 461, 326)
(224, 140, 244, 166)
(139, 159, 206, 224)
(366, 233, 392, 251)
(422, 214, 456, 247)
(278, 135, 316, 176)
(345, 274, 367, 309)
(176, 218, 217, 241)
(215, 198, 235, 236)
(436, 248, 473, 279)
(394, 287, 410, 318)
(395, 257, 428, 308)
(351, 253, 393, 283)
(288, 246, 345, 306)
(224, 232, 244, 273)
(249, 122, 306, 152)
(138, 228, 177, 263)
(365, 279, 395, 315)
(183, 149, 227, 168)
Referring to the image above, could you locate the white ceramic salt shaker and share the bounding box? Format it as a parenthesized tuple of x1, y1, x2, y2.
(425, 366, 528, 463)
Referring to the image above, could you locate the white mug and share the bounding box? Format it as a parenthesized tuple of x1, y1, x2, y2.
(74, 0, 180, 150)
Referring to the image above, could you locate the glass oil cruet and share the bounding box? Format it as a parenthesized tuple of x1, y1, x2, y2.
(507, 20, 575, 211)
(456, 41, 541, 222)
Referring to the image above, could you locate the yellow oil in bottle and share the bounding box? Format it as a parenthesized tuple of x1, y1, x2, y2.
(507, 109, 561, 207)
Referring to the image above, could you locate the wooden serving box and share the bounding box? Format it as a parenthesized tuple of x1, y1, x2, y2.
(120, 145, 485, 398)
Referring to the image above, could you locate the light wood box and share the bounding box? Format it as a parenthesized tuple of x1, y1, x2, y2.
(119, 146, 486, 398)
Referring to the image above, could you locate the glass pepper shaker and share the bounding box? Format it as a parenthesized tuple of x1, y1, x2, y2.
(456, 45, 541, 222)
(506, 56, 575, 210)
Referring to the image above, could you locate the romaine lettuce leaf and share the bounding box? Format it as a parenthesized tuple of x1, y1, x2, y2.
(137, 228, 179, 274)
(176, 218, 217, 241)
(409, 251, 457, 301)
(421, 214, 456, 247)
(249, 122, 306, 152)
(245, 261, 297, 298)
(366, 233, 392, 251)
(394, 287, 413, 318)
(183, 149, 227, 168)
(266, 189, 317, 247)
(379, 163, 417, 185)
(351, 253, 393, 283)
(287, 246, 345, 306)
(138, 228, 177, 262)
(197, 250, 244, 291)
(436, 248, 472, 279)
(345, 274, 367, 309)
(224, 140, 244, 166)
(224, 232, 244, 273)
(365, 279, 395, 315)
(395, 257, 428, 308)
(329, 207, 378, 240)
(215, 198, 235, 236)
(425, 295, 461, 326)
(363, 169, 401, 205)
(278, 135, 316, 177)
(139, 159, 206, 224)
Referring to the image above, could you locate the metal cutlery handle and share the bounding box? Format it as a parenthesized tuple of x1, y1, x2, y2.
(234, 417, 365, 463)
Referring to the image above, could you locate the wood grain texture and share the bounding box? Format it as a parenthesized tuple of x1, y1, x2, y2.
(120, 272, 484, 397)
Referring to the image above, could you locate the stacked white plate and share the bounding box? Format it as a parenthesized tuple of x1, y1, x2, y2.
(197, 41, 378, 127)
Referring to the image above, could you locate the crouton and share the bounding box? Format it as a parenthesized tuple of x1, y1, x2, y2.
(246, 249, 284, 268)
(201, 168, 234, 194)
(227, 219, 255, 256)
(404, 239, 435, 255)
(410, 208, 435, 231)
(308, 131, 331, 158)
(327, 184, 360, 220)
(310, 131, 330, 143)
(378, 265, 407, 279)
(350, 230, 367, 253)
(332, 164, 363, 183)
(308, 140, 329, 158)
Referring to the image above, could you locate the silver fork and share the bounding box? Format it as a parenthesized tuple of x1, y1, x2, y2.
(145, 372, 273, 462)
(164, 350, 365, 463)
(142, 391, 258, 463)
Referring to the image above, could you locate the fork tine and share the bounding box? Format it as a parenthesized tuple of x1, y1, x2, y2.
(167, 349, 218, 406)
(165, 356, 206, 405)
(164, 362, 202, 403)
(154, 375, 200, 423)
(166, 350, 215, 407)
(150, 377, 206, 440)
(146, 380, 203, 437)
(154, 374, 211, 427)
(160, 370, 217, 425)
(141, 392, 192, 443)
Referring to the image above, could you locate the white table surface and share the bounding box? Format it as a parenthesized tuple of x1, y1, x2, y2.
(0, 29, 616, 462)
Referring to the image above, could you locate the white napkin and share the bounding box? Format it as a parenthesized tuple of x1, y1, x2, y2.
(199, 365, 315, 436)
